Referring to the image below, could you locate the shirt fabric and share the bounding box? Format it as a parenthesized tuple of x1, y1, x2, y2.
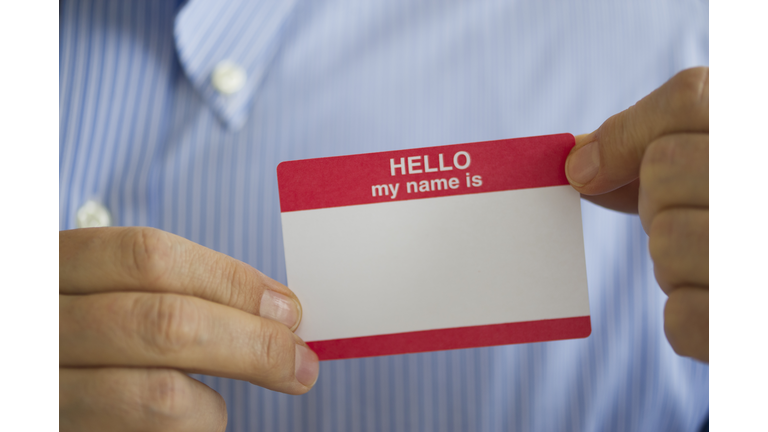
(59, 0, 710, 431)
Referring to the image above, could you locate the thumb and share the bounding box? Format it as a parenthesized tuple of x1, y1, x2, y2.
(566, 67, 709, 195)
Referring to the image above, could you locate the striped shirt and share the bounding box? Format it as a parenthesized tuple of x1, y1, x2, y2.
(59, 0, 710, 430)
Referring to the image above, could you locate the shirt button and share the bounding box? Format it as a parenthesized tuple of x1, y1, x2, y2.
(76, 200, 112, 228)
(211, 60, 246, 95)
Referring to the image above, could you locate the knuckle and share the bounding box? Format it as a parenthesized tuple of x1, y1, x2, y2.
(219, 261, 260, 309)
(663, 296, 687, 356)
(648, 209, 709, 288)
(135, 294, 201, 356)
(642, 136, 678, 168)
(121, 227, 175, 289)
(643, 134, 707, 173)
(641, 135, 709, 196)
(648, 211, 679, 287)
(639, 137, 706, 222)
(663, 289, 708, 360)
(639, 140, 677, 212)
(648, 210, 675, 261)
(251, 322, 295, 381)
(139, 369, 192, 423)
(667, 67, 709, 117)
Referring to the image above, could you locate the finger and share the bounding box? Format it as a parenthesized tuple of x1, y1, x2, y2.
(648, 208, 709, 293)
(60, 293, 319, 394)
(580, 178, 640, 214)
(566, 67, 708, 194)
(59, 227, 302, 330)
(638, 133, 709, 232)
(664, 287, 708, 363)
(60, 368, 227, 432)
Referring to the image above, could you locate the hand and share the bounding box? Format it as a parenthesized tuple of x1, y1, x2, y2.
(565, 67, 709, 363)
(59, 227, 320, 431)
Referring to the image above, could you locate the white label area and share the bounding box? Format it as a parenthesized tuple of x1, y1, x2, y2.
(282, 186, 589, 342)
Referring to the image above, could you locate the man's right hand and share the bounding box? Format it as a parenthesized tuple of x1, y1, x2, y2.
(59, 227, 319, 432)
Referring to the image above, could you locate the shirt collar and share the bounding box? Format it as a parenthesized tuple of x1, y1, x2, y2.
(174, 0, 298, 130)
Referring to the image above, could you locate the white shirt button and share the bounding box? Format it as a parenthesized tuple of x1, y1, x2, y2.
(211, 60, 246, 95)
(76, 200, 112, 228)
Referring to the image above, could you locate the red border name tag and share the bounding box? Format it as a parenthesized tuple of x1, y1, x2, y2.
(278, 134, 590, 360)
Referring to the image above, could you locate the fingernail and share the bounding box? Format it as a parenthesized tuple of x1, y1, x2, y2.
(295, 345, 319, 387)
(260, 290, 300, 330)
(567, 141, 600, 187)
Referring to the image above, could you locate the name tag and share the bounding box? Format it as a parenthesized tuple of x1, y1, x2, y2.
(277, 134, 590, 360)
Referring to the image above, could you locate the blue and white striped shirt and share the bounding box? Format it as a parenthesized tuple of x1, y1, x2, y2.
(60, 0, 710, 430)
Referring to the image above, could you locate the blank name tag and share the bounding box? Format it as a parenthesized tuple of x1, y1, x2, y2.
(277, 134, 590, 360)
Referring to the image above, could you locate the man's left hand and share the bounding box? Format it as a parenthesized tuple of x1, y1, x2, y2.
(565, 67, 709, 363)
